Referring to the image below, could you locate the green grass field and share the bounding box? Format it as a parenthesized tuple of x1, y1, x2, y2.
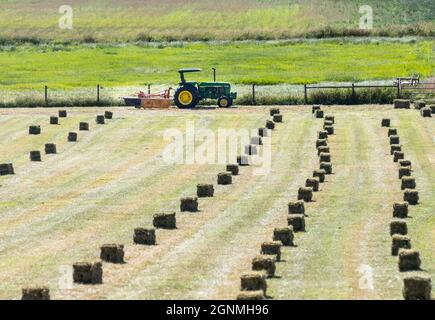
(1, 40, 433, 90)
(0, 0, 433, 42)
(0, 105, 433, 299)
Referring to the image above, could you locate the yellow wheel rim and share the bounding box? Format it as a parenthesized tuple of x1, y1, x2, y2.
(179, 90, 193, 105)
(220, 99, 228, 107)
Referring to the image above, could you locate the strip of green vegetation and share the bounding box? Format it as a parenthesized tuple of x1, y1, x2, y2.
(0, 40, 433, 90)
(0, 0, 433, 42)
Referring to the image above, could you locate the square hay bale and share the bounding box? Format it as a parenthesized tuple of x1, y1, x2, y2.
(298, 187, 313, 202)
(21, 287, 50, 300)
(324, 125, 334, 135)
(323, 120, 333, 127)
(133, 228, 156, 245)
(401, 177, 416, 190)
(261, 241, 282, 261)
(58, 110, 67, 117)
(153, 212, 176, 229)
(414, 100, 426, 109)
(393, 202, 408, 218)
(399, 160, 412, 168)
(29, 125, 41, 135)
(404, 189, 419, 205)
(398, 249, 421, 271)
(398, 166, 411, 179)
(226, 164, 239, 175)
(79, 122, 89, 131)
(197, 184, 214, 197)
(240, 271, 267, 294)
(325, 115, 335, 123)
(100, 244, 124, 264)
(68, 132, 77, 142)
(312, 105, 321, 114)
(50, 116, 59, 125)
(393, 151, 405, 162)
(250, 136, 262, 145)
(270, 108, 280, 116)
(273, 114, 283, 123)
(265, 120, 275, 130)
(389, 135, 400, 145)
(394, 99, 410, 109)
(288, 200, 305, 214)
(420, 107, 432, 117)
(390, 144, 402, 155)
(387, 128, 397, 136)
(237, 155, 250, 166)
(316, 139, 327, 148)
(244, 144, 257, 156)
(313, 169, 326, 183)
(44, 143, 57, 154)
(381, 118, 390, 127)
(0, 163, 14, 175)
(287, 214, 305, 232)
(315, 109, 324, 118)
(320, 162, 332, 174)
(390, 219, 407, 236)
(318, 131, 328, 140)
(180, 197, 198, 212)
(251, 255, 276, 278)
(319, 152, 331, 163)
(96, 115, 105, 124)
(104, 111, 113, 119)
(305, 178, 320, 192)
(217, 172, 232, 185)
(29, 151, 41, 162)
(273, 227, 294, 246)
(236, 290, 265, 300)
(73, 262, 103, 284)
(258, 128, 268, 137)
(391, 234, 411, 256)
(317, 146, 330, 156)
(403, 276, 432, 300)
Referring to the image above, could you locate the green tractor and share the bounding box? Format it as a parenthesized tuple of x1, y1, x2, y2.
(174, 68, 237, 108)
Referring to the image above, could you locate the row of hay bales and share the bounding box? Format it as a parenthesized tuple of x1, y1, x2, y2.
(1, 111, 113, 181)
(394, 99, 433, 118)
(236, 105, 336, 300)
(19, 110, 114, 300)
(20, 109, 277, 300)
(381, 118, 432, 300)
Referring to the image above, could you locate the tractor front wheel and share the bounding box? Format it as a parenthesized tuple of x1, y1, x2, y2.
(217, 96, 233, 108)
(174, 85, 200, 109)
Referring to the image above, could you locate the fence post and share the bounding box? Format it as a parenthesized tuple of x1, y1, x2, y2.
(148, 84, 151, 95)
(252, 84, 256, 105)
(304, 84, 307, 105)
(97, 84, 100, 103)
(44, 85, 48, 106)
(396, 81, 401, 99)
(212, 68, 216, 82)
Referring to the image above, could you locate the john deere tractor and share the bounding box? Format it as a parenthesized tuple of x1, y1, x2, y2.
(174, 68, 237, 108)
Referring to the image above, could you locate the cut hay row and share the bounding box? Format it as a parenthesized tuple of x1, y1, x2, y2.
(17, 109, 115, 299)
(381, 117, 432, 300)
(236, 106, 336, 300)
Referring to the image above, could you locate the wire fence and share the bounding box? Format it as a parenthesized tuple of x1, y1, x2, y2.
(1, 79, 434, 108)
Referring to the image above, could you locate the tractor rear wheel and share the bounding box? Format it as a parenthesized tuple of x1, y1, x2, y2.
(174, 85, 200, 109)
(218, 96, 233, 108)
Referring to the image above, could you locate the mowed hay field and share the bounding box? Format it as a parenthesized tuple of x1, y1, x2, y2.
(0, 105, 433, 299)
